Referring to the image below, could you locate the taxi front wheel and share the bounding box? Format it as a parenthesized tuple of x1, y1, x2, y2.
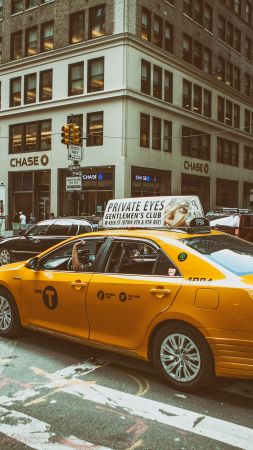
(0, 289, 21, 338)
(152, 322, 215, 392)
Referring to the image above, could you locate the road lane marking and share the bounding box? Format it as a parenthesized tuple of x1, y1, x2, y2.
(1, 358, 253, 449)
(0, 341, 16, 375)
(0, 406, 113, 450)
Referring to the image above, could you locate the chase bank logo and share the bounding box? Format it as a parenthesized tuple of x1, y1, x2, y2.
(41, 154, 49, 166)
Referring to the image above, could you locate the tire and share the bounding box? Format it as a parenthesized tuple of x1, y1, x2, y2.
(152, 322, 215, 392)
(0, 248, 12, 265)
(0, 289, 21, 338)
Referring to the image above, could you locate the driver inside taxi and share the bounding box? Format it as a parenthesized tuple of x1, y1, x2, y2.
(72, 240, 91, 272)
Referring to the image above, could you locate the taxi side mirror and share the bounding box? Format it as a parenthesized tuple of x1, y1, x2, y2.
(25, 257, 39, 271)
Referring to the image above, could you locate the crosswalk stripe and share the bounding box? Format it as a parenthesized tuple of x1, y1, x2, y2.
(0, 406, 113, 450)
(1, 358, 253, 449)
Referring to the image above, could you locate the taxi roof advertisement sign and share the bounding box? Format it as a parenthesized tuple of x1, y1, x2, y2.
(103, 196, 204, 228)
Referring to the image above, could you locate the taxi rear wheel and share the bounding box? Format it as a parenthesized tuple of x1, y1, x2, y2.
(0, 248, 12, 265)
(152, 322, 215, 392)
(0, 289, 21, 338)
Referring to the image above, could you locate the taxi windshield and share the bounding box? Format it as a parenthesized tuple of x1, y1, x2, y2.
(180, 235, 253, 276)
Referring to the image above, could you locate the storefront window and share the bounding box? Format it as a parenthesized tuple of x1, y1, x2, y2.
(216, 178, 238, 207)
(9, 170, 50, 226)
(25, 123, 37, 151)
(181, 173, 210, 213)
(131, 167, 171, 197)
(40, 120, 51, 150)
(59, 166, 114, 217)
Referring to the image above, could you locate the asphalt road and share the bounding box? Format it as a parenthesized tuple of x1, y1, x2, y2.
(0, 330, 253, 450)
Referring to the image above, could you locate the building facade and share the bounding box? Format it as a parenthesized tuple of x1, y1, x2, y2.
(0, 0, 253, 227)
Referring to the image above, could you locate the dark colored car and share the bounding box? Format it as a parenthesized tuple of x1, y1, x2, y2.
(206, 208, 253, 242)
(0, 218, 93, 265)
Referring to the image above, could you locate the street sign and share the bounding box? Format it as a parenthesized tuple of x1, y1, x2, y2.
(66, 176, 82, 191)
(68, 145, 83, 161)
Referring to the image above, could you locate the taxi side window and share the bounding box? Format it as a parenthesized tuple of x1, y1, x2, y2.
(105, 241, 180, 276)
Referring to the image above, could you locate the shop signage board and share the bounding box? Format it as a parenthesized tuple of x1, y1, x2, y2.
(68, 146, 83, 161)
(103, 196, 204, 228)
(182, 157, 210, 177)
(66, 176, 82, 191)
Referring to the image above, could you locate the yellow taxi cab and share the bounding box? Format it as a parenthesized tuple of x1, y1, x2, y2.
(0, 196, 253, 392)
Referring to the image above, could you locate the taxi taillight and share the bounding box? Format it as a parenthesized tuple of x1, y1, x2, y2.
(235, 228, 239, 235)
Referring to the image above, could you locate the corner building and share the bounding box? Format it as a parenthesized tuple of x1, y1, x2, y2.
(1, 0, 253, 224)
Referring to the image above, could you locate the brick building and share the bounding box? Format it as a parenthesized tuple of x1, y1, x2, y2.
(0, 0, 253, 226)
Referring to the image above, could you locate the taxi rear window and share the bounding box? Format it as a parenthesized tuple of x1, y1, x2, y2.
(180, 235, 253, 276)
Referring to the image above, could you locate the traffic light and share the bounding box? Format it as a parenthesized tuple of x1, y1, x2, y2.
(73, 125, 82, 146)
(61, 125, 70, 145)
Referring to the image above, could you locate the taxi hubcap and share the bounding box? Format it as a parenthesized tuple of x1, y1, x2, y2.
(0, 249, 11, 265)
(0, 296, 12, 331)
(160, 333, 201, 383)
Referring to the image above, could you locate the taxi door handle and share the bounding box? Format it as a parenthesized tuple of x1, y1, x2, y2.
(71, 281, 87, 290)
(150, 288, 171, 298)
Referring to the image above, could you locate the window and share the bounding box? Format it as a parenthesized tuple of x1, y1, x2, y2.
(69, 11, 85, 44)
(234, 28, 241, 52)
(39, 69, 52, 101)
(218, 15, 225, 41)
(25, 27, 38, 56)
(87, 57, 104, 92)
(153, 66, 162, 99)
(25, 123, 37, 151)
(164, 70, 173, 103)
(193, 85, 202, 114)
(141, 7, 151, 41)
(24, 73, 36, 104)
(0, 0, 3, 18)
(183, 0, 193, 16)
(233, 104, 240, 129)
(11, 31, 22, 60)
(165, 22, 173, 53)
(87, 112, 103, 146)
(234, 0, 241, 14)
(245, 73, 251, 96)
(226, 61, 233, 86)
(182, 79, 192, 110)
(11, 0, 23, 14)
(244, 146, 253, 170)
(245, 37, 252, 60)
(140, 113, 150, 147)
(234, 66, 240, 91)
(152, 117, 161, 150)
(203, 89, 211, 117)
(226, 22, 233, 47)
(40, 120, 51, 150)
(153, 15, 162, 47)
(89, 4, 105, 39)
(183, 34, 192, 63)
(41, 21, 54, 52)
(182, 126, 210, 160)
(218, 96, 225, 122)
(225, 100, 232, 126)
(26, 0, 37, 8)
(10, 77, 21, 107)
(245, 109, 251, 133)
(68, 62, 84, 96)
(141, 60, 151, 95)
(193, 41, 202, 69)
(105, 240, 178, 276)
(10, 125, 23, 152)
(194, 0, 203, 24)
(203, 47, 212, 74)
(204, 3, 213, 31)
(217, 138, 238, 166)
(163, 121, 172, 153)
(9, 120, 52, 153)
(246, 1, 252, 25)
